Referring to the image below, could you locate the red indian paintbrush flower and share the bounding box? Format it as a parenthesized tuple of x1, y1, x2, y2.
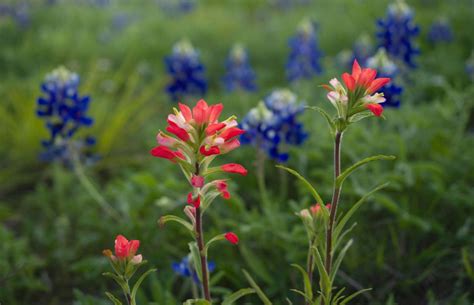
(342, 59, 390, 95)
(154, 100, 244, 302)
(103, 235, 142, 265)
(324, 59, 390, 118)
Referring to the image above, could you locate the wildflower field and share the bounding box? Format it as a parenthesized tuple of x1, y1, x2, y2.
(1, 0, 473, 304)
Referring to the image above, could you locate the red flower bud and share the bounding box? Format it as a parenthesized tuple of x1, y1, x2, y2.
(187, 192, 201, 208)
(224, 232, 239, 245)
(191, 175, 204, 188)
(114, 235, 140, 259)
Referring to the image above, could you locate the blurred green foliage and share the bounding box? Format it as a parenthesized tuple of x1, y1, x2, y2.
(0, 0, 473, 304)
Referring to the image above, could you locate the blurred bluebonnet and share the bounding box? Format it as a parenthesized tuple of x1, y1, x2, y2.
(222, 44, 257, 92)
(268, 0, 312, 10)
(376, 0, 420, 68)
(0, 2, 29, 28)
(165, 40, 207, 101)
(240, 89, 308, 162)
(366, 49, 403, 108)
(352, 34, 374, 65)
(157, 0, 197, 15)
(36, 67, 96, 164)
(286, 19, 323, 82)
(466, 51, 474, 82)
(427, 18, 453, 44)
(172, 256, 215, 284)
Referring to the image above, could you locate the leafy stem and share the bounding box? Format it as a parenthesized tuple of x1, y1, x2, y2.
(194, 162, 211, 302)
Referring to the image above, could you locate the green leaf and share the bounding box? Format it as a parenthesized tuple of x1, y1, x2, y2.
(307, 106, 336, 134)
(290, 289, 309, 301)
(334, 183, 389, 241)
(183, 299, 212, 305)
(336, 155, 396, 188)
(131, 268, 157, 300)
(275, 165, 324, 205)
(158, 215, 194, 233)
(222, 288, 256, 305)
(291, 264, 313, 301)
(462, 247, 474, 280)
(189, 242, 203, 283)
(339, 288, 372, 305)
(105, 292, 123, 305)
(311, 246, 331, 298)
(333, 223, 357, 252)
(332, 287, 346, 305)
(242, 269, 272, 305)
(330, 239, 353, 282)
(204, 233, 226, 256)
(103, 272, 127, 292)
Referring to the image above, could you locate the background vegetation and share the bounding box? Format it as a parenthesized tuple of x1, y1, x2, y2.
(1, 0, 473, 304)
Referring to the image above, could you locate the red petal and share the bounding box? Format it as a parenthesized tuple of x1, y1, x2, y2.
(205, 123, 226, 136)
(178, 103, 193, 121)
(366, 103, 384, 117)
(367, 78, 391, 94)
(342, 73, 355, 91)
(219, 127, 245, 141)
(150, 146, 175, 160)
(166, 125, 190, 142)
(193, 99, 209, 125)
(221, 163, 248, 176)
(208, 103, 223, 123)
(351, 59, 362, 80)
(199, 145, 220, 156)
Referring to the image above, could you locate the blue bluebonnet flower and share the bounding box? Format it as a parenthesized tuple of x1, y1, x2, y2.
(240, 89, 308, 162)
(286, 19, 323, 82)
(172, 256, 215, 284)
(36, 67, 96, 164)
(222, 44, 257, 92)
(376, 0, 420, 68)
(165, 40, 207, 101)
(427, 19, 453, 44)
(366, 49, 403, 108)
(466, 51, 474, 82)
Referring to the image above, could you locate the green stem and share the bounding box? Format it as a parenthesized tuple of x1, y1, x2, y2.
(123, 279, 133, 305)
(71, 152, 121, 221)
(306, 237, 315, 305)
(256, 148, 269, 207)
(325, 131, 343, 276)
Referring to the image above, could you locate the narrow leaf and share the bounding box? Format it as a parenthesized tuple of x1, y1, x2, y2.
(311, 246, 331, 298)
(158, 215, 194, 233)
(290, 289, 310, 301)
(189, 242, 203, 282)
(131, 268, 157, 300)
(336, 155, 395, 188)
(183, 299, 212, 305)
(334, 183, 389, 240)
(204, 234, 226, 256)
(291, 264, 313, 301)
(330, 239, 353, 282)
(339, 288, 372, 305)
(307, 106, 336, 134)
(276, 165, 324, 205)
(242, 269, 272, 305)
(222, 288, 256, 305)
(105, 292, 123, 305)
